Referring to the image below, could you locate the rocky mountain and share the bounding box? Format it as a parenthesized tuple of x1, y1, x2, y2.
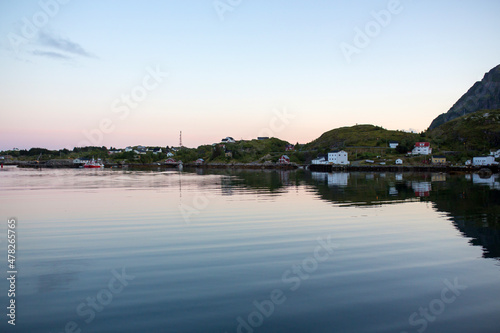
(429, 64, 500, 130)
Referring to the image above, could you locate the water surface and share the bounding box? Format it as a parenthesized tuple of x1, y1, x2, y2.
(0, 167, 499, 333)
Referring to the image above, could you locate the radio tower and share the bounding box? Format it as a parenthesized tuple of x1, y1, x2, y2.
(179, 131, 183, 148)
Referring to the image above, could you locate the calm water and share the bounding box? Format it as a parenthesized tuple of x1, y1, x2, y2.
(1, 167, 499, 333)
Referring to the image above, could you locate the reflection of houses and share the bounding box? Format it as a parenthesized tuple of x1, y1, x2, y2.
(328, 150, 349, 165)
(395, 173, 403, 181)
(389, 187, 398, 196)
(412, 181, 431, 197)
(473, 156, 498, 166)
(328, 173, 349, 186)
(431, 155, 446, 165)
(278, 155, 290, 164)
(278, 170, 290, 185)
(412, 142, 432, 155)
(431, 173, 447, 182)
(471, 174, 500, 190)
(311, 172, 349, 187)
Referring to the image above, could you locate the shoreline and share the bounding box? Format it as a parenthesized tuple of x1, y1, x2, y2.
(3, 160, 498, 174)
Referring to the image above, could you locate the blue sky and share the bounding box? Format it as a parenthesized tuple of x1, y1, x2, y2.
(1, 0, 499, 150)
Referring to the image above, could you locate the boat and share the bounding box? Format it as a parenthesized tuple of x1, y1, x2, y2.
(83, 158, 104, 168)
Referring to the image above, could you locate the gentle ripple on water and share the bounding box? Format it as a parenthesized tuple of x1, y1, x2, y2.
(0, 167, 499, 333)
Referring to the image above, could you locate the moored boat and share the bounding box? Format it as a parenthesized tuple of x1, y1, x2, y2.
(83, 158, 104, 168)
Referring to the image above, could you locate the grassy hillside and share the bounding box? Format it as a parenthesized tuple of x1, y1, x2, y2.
(173, 137, 292, 163)
(305, 124, 421, 151)
(427, 109, 500, 153)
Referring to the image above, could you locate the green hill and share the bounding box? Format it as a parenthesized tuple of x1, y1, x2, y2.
(304, 124, 420, 152)
(427, 109, 500, 153)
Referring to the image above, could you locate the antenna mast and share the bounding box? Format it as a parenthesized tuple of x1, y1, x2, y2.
(179, 131, 183, 148)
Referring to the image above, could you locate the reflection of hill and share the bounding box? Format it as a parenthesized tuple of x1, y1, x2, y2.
(184, 168, 500, 259)
(426, 176, 500, 259)
(308, 171, 500, 260)
(186, 168, 294, 193)
(306, 172, 426, 206)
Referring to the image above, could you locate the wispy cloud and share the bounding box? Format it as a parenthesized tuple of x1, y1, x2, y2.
(32, 50, 72, 60)
(37, 31, 97, 58)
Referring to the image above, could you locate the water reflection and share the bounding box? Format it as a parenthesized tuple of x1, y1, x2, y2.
(185, 168, 500, 261)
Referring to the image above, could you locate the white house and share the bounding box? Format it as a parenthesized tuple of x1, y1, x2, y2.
(412, 142, 432, 155)
(124, 146, 133, 152)
(166, 152, 174, 157)
(389, 141, 399, 149)
(328, 150, 350, 165)
(311, 155, 328, 165)
(473, 156, 498, 166)
(395, 159, 403, 165)
(221, 137, 236, 143)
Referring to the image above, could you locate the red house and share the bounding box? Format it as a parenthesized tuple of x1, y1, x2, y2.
(165, 158, 176, 164)
(412, 142, 432, 155)
(278, 155, 290, 164)
(285, 144, 295, 151)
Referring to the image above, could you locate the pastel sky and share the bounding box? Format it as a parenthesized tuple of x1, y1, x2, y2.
(1, 0, 499, 150)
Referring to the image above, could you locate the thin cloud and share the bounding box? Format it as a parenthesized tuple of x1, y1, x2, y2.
(37, 31, 97, 58)
(32, 50, 72, 60)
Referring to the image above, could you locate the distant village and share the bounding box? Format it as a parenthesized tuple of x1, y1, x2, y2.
(311, 141, 499, 167)
(2, 136, 499, 168)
